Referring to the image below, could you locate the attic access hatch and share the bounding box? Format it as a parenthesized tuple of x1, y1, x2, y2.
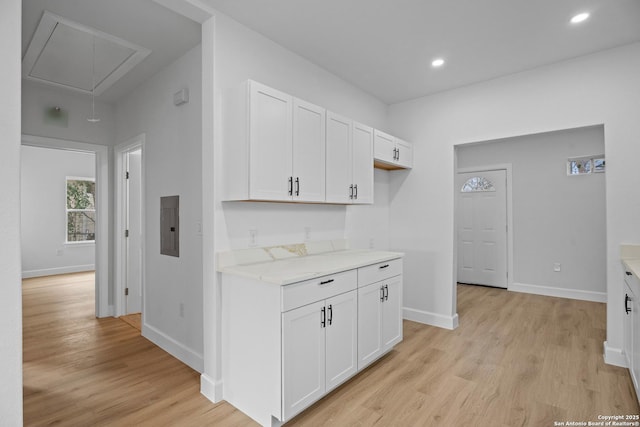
(22, 11, 151, 96)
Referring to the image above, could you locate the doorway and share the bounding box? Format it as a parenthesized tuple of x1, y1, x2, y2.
(116, 136, 145, 319)
(455, 125, 606, 306)
(21, 135, 110, 317)
(456, 168, 509, 288)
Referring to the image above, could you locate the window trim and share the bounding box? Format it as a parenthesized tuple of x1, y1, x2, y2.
(65, 176, 96, 243)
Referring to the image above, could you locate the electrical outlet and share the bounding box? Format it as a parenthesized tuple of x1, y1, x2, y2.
(304, 227, 311, 241)
(56, 248, 64, 256)
(553, 263, 561, 272)
(196, 221, 202, 236)
(369, 238, 375, 249)
(179, 303, 184, 318)
(249, 228, 258, 247)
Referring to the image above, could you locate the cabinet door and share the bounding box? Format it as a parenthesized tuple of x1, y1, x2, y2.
(352, 122, 374, 204)
(249, 81, 293, 201)
(325, 290, 358, 392)
(374, 130, 395, 164)
(395, 138, 413, 169)
(282, 301, 326, 420)
(358, 282, 383, 370)
(624, 281, 633, 370)
(633, 294, 640, 394)
(382, 277, 403, 351)
(326, 112, 353, 204)
(293, 99, 325, 202)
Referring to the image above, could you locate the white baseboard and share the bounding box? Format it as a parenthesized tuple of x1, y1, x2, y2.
(97, 305, 115, 318)
(403, 307, 459, 330)
(200, 374, 223, 403)
(604, 341, 627, 368)
(142, 323, 204, 373)
(22, 264, 95, 278)
(509, 282, 606, 303)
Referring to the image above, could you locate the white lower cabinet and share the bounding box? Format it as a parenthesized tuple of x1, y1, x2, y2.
(624, 279, 634, 372)
(282, 290, 357, 420)
(282, 300, 326, 420)
(221, 257, 403, 427)
(358, 275, 403, 370)
(623, 267, 640, 403)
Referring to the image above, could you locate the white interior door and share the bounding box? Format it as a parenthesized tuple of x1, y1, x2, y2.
(125, 149, 142, 314)
(457, 170, 507, 288)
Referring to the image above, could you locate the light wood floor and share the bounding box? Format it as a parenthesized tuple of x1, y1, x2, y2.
(23, 274, 639, 426)
(120, 312, 142, 331)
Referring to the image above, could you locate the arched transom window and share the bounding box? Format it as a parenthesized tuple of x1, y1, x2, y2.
(461, 176, 495, 192)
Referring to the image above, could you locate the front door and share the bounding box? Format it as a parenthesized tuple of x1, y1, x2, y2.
(456, 170, 507, 288)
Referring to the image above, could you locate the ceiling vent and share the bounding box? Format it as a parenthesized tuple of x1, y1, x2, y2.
(22, 11, 151, 96)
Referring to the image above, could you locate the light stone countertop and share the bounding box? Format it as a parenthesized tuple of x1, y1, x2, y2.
(218, 245, 403, 285)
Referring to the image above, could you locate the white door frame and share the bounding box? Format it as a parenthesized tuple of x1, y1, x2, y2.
(115, 134, 146, 318)
(456, 164, 514, 290)
(21, 134, 110, 317)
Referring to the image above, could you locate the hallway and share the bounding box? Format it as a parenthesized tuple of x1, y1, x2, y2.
(22, 272, 246, 426)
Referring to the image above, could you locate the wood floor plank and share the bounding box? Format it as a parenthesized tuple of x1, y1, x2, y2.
(23, 275, 640, 426)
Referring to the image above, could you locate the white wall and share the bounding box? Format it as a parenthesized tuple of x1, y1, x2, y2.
(346, 169, 391, 250)
(0, 0, 23, 423)
(457, 126, 606, 298)
(21, 146, 96, 277)
(214, 12, 391, 254)
(115, 45, 204, 371)
(22, 81, 115, 146)
(388, 42, 640, 359)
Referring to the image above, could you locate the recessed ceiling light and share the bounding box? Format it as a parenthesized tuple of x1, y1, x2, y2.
(570, 12, 590, 24)
(431, 58, 445, 68)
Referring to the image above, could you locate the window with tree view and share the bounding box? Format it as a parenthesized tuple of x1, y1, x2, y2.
(66, 178, 96, 242)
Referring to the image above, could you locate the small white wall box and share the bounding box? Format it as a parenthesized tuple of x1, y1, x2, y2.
(160, 195, 179, 257)
(173, 88, 189, 106)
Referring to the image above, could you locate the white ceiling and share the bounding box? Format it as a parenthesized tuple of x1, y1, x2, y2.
(22, 0, 201, 103)
(203, 0, 640, 104)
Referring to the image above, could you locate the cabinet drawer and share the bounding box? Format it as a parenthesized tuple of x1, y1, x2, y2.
(358, 259, 402, 286)
(625, 268, 640, 296)
(282, 270, 357, 312)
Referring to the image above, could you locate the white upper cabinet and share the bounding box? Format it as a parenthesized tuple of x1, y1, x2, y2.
(394, 138, 413, 169)
(352, 122, 374, 204)
(222, 80, 326, 202)
(293, 99, 326, 202)
(326, 112, 353, 204)
(249, 82, 294, 201)
(326, 112, 373, 204)
(222, 80, 408, 204)
(374, 130, 413, 170)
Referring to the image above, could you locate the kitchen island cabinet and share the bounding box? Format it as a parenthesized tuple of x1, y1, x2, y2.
(621, 244, 640, 404)
(219, 243, 403, 426)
